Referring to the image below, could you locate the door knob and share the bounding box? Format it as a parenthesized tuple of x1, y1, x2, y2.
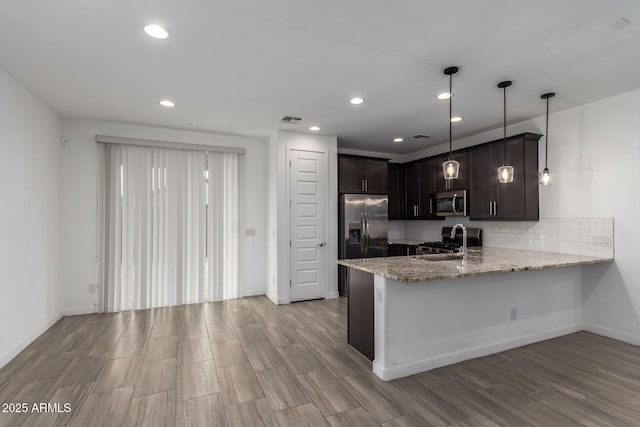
(317, 242, 326, 247)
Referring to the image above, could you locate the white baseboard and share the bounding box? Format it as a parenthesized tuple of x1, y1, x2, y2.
(326, 291, 339, 299)
(584, 323, 640, 345)
(62, 306, 95, 316)
(242, 289, 266, 298)
(373, 324, 581, 381)
(0, 310, 63, 369)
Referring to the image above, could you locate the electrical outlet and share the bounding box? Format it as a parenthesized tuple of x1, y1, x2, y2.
(375, 288, 383, 303)
(510, 307, 517, 321)
(592, 235, 613, 246)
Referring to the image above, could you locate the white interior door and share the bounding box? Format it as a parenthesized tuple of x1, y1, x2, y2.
(290, 149, 326, 302)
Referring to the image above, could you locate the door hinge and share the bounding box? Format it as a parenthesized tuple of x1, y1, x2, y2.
(289, 240, 291, 247)
(289, 161, 291, 167)
(289, 280, 292, 287)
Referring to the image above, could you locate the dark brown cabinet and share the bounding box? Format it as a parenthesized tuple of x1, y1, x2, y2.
(405, 160, 440, 220)
(434, 151, 469, 192)
(338, 155, 388, 194)
(387, 163, 405, 220)
(347, 268, 374, 360)
(388, 243, 417, 256)
(469, 133, 541, 220)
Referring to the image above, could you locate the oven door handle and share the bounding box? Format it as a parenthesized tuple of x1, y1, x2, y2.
(452, 193, 458, 216)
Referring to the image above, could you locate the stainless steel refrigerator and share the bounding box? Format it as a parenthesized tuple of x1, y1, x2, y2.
(338, 194, 388, 295)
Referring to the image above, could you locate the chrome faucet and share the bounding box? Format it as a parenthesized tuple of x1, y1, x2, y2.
(450, 223, 467, 263)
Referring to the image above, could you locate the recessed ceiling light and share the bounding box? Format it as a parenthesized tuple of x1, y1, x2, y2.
(144, 24, 170, 40)
(437, 92, 452, 100)
(309, 126, 320, 131)
(160, 100, 175, 107)
(349, 97, 365, 105)
(450, 116, 463, 122)
(393, 138, 403, 143)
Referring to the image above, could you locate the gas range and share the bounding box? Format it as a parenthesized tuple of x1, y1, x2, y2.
(416, 227, 482, 254)
(417, 241, 462, 254)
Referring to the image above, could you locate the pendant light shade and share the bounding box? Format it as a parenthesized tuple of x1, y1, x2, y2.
(443, 66, 459, 180)
(540, 92, 555, 186)
(497, 80, 514, 183)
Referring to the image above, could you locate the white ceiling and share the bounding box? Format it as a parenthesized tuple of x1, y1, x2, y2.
(0, 0, 639, 154)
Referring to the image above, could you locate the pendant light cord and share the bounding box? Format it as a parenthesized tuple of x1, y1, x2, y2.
(545, 96, 549, 169)
(448, 73, 453, 160)
(503, 86, 507, 165)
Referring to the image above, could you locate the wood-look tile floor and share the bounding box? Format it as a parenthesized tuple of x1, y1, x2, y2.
(2, 296, 640, 426)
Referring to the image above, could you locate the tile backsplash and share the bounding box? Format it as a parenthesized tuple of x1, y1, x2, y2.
(394, 217, 614, 258)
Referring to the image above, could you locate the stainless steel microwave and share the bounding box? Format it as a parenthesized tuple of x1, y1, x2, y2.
(435, 190, 467, 217)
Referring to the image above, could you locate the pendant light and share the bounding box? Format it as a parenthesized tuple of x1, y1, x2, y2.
(497, 80, 514, 183)
(442, 66, 460, 180)
(540, 92, 555, 186)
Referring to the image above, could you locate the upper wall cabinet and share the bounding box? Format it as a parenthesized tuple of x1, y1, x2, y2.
(469, 133, 541, 220)
(387, 163, 405, 220)
(405, 159, 440, 220)
(338, 155, 388, 194)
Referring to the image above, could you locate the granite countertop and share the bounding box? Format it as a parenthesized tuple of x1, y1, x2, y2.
(337, 247, 614, 283)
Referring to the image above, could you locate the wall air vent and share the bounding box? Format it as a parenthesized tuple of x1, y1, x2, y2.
(611, 17, 631, 29)
(409, 134, 431, 140)
(280, 116, 303, 124)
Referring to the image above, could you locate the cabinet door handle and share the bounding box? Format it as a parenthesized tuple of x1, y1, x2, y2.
(429, 198, 433, 214)
(365, 180, 368, 192)
(361, 180, 364, 192)
(493, 201, 497, 216)
(489, 201, 492, 216)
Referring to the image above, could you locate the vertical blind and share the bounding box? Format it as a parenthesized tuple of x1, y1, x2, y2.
(97, 143, 238, 312)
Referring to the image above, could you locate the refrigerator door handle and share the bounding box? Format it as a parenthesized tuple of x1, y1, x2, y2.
(364, 213, 370, 254)
(360, 213, 366, 254)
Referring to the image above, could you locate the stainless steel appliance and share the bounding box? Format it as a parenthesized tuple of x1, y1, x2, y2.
(417, 226, 482, 254)
(338, 194, 388, 295)
(435, 190, 467, 217)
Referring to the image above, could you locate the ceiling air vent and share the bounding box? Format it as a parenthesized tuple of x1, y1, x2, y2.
(409, 134, 431, 140)
(280, 116, 303, 124)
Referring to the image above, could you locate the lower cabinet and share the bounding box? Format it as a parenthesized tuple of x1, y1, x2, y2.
(388, 244, 417, 256)
(347, 268, 374, 361)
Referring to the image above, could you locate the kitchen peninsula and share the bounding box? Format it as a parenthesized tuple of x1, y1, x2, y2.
(339, 248, 614, 381)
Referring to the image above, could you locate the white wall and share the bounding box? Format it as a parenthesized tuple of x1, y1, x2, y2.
(539, 90, 640, 344)
(268, 130, 338, 304)
(0, 67, 62, 368)
(265, 132, 278, 303)
(60, 120, 268, 313)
